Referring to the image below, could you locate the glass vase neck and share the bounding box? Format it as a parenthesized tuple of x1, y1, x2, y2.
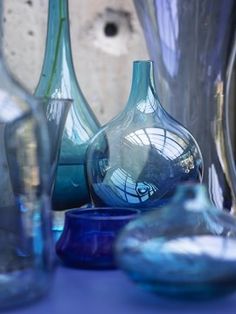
(173, 184, 211, 212)
(127, 60, 160, 110)
(47, 0, 70, 39)
(35, 0, 76, 97)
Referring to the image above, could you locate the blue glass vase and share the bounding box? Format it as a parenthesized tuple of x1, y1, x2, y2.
(35, 0, 100, 213)
(0, 2, 54, 309)
(56, 207, 139, 269)
(86, 60, 203, 209)
(115, 184, 236, 299)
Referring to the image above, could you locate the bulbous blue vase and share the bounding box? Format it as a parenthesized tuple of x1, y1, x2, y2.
(86, 60, 203, 209)
(115, 184, 236, 299)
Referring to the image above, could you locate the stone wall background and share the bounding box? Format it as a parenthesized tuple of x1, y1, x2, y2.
(3, 0, 148, 125)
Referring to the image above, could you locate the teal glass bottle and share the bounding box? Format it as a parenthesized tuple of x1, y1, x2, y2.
(35, 0, 100, 212)
(86, 61, 203, 209)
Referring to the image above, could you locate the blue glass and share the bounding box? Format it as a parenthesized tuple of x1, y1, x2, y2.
(134, 0, 236, 212)
(56, 208, 139, 269)
(0, 3, 54, 309)
(86, 61, 203, 209)
(35, 0, 100, 213)
(115, 184, 236, 299)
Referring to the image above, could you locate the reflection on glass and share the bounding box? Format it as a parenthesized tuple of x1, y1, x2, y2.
(110, 168, 158, 204)
(125, 128, 188, 160)
(92, 127, 198, 207)
(156, 0, 180, 77)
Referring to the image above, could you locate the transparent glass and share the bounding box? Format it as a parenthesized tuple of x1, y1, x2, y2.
(134, 0, 236, 212)
(42, 98, 72, 194)
(0, 4, 54, 309)
(115, 184, 236, 299)
(86, 61, 203, 209)
(41, 98, 72, 239)
(35, 0, 100, 213)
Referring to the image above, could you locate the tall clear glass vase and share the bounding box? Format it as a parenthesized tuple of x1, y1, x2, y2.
(35, 0, 100, 217)
(134, 0, 236, 212)
(0, 2, 54, 309)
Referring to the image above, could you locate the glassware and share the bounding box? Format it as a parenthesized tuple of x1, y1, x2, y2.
(115, 184, 236, 299)
(86, 60, 203, 210)
(134, 0, 236, 212)
(42, 98, 72, 194)
(35, 0, 100, 214)
(41, 98, 71, 239)
(56, 207, 139, 269)
(0, 3, 54, 309)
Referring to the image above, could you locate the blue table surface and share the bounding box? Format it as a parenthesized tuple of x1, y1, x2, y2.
(5, 265, 236, 314)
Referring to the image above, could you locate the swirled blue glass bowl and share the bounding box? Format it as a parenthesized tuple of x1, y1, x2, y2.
(56, 207, 139, 269)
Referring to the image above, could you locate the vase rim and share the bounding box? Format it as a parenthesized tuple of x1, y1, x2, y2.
(65, 207, 140, 221)
(133, 60, 153, 65)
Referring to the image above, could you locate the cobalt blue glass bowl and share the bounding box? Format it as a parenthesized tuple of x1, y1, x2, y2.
(56, 207, 139, 269)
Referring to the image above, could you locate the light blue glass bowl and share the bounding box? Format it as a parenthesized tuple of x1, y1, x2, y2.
(115, 184, 236, 299)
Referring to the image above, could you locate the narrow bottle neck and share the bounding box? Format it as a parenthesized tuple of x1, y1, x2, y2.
(40, 0, 75, 81)
(127, 61, 158, 109)
(47, 0, 71, 48)
(173, 184, 211, 211)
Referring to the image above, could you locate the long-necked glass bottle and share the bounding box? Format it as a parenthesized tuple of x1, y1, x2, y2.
(35, 0, 100, 212)
(0, 2, 54, 308)
(86, 61, 203, 209)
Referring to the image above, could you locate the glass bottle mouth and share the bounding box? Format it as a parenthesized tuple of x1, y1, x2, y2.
(173, 183, 212, 211)
(133, 60, 153, 65)
(127, 59, 157, 106)
(132, 60, 154, 73)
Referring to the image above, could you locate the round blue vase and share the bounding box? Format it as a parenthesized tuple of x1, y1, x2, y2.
(115, 183, 236, 299)
(56, 207, 139, 269)
(86, 61, 203, 210)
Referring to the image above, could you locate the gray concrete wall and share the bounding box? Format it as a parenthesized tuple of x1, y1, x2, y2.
(3, 0, 148, 125)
